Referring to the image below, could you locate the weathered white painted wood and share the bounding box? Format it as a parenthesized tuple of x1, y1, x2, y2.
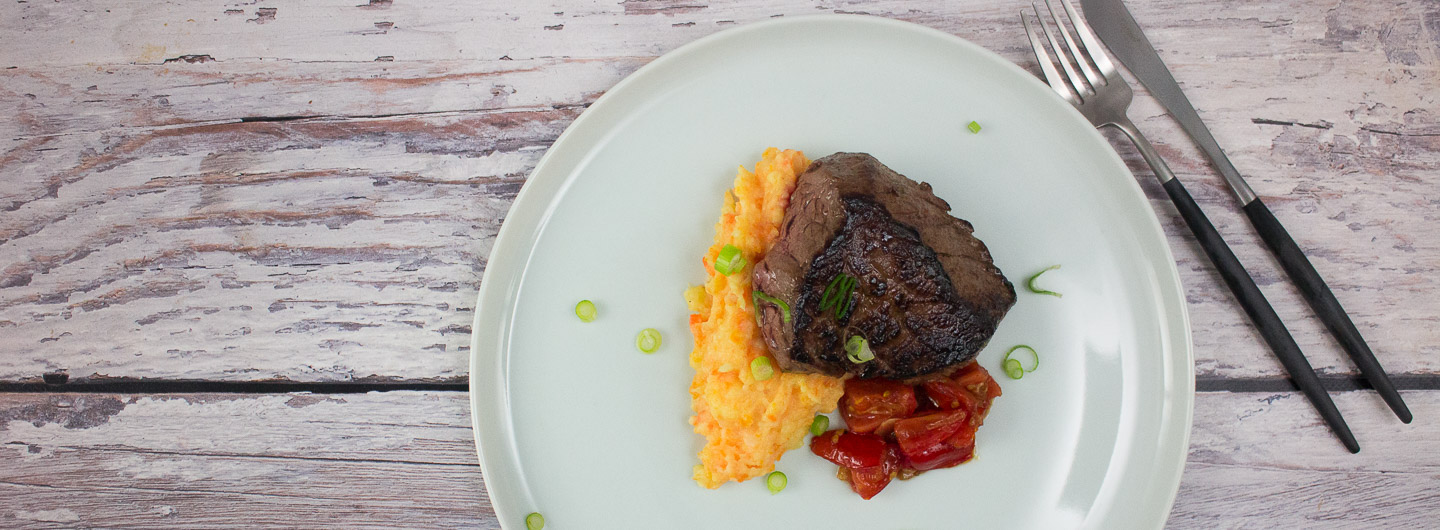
(1, 1, 1435, 527)
(0, 109, 566, 383)
(0, 392, 496, 529)
(1107, 0, 1440, 381)
(1172, 463, 1438, 529)
(2, 390, 1436, 528)
(0, 0, 1435, 382)
(1173, 389, 1440, 528)
(0, 0, 1027, 67)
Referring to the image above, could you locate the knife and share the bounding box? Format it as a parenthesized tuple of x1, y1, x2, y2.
(1080, 0, 1412, 424)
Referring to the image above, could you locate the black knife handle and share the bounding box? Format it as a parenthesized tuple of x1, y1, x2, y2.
(1243, 198, 1412, 423)
(1163, 179, 1360, 453)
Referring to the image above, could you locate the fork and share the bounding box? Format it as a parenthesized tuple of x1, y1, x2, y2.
(1022, 0, 1361, 453)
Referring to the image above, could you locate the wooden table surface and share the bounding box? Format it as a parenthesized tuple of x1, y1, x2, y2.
(2, 0, 1436, 527)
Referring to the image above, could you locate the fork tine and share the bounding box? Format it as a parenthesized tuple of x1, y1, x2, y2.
(1054, 0, 1115, 75)
(1021, 11, 1078, 104)
(1042, 0, 1104, 88)
(1033, 1, 1092, 98)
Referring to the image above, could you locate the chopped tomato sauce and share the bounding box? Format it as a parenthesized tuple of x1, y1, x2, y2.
(809, 361, 1001, 499)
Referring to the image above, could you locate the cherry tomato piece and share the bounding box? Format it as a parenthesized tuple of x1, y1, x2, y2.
(953, 362, 1002, 402)
(819, 365, 1004, 499)
(841, 379, 918, 435)
(810, 430, 889, 469)
(900, 426, 976, 471)
(848, 454, 897, 500)
(921, 378, 978, 412)
(893, 409, 971, 471)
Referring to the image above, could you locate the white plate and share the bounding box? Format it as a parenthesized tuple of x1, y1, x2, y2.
(471, 15, 1192, 530)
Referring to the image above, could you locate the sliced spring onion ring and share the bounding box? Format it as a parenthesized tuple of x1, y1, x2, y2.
(968, 120, 982, 134)
(636, 328, 662, 354)
(809, 415, 829, 436)
(1027, 264, 1062, 297)
(574, 300, 597, 322)
(845, 335, 874, 364)
(750, 356, 775, 381)
(525, 512, 545, 530)
(752, 290, 792, 323)
(766, 471, 788, 494)
(1003, 344, 1039, 379)
(714, 244, 746, 275)
(1003, 358, 1024, 380)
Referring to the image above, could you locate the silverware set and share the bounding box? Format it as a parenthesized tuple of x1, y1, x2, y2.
(1021, 0, 1409, 453)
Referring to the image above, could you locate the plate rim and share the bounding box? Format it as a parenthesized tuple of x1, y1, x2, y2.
(470, 13, 1194, 529)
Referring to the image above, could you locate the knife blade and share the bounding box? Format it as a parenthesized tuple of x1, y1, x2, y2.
(1078, 0, 1256, 204)
(1080, 0, 1413, 424)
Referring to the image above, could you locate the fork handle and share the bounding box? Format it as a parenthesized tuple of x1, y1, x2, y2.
(1243, 199, 1412, 423)
(1107, 119, 1361, 453)
(1111, 118, 1177, 184)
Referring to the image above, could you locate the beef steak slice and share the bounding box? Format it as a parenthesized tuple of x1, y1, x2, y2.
(752, 152, 1016, 381)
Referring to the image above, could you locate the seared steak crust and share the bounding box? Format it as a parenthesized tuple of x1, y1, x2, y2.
(752, 153, 1015, 381)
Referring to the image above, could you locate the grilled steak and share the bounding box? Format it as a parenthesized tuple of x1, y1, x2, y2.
(752, 153, 1015, 381)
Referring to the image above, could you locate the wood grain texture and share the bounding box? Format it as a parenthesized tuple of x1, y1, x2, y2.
(1173, 389, 1440, 528)
(1, 0, 1436, 382)
(0, 392, 495, 529)
(2, 390, 1434, 528)
(3, 1, 1436, 527)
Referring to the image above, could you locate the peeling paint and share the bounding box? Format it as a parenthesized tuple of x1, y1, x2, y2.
(14, 509, 80, 523)
(0, 396, 127, 430)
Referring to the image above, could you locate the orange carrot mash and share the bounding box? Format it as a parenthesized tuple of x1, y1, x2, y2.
(687, 148, 846, 488)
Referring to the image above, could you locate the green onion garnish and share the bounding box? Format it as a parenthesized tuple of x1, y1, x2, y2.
(574, 300, 597, 322)
(752, 290, 791, 323)
(1027, 265, 1062, 297)
(766, 471, 788, 494)
(636, 328, 662, 354)
(1003, 344, 1039, 379)
(820, 273, 859, 319)
(751, 356, 775, 381)
(836, 276, 858, 319)
(845, 335, 874, 364)
(714, 244, 746, 275)
(1003, 358, 1024, 380)
(525, 512, 545, 530)
(820, 274, 845, 310)
(809, 415, 829, 436)
(968, 120, 982, 134)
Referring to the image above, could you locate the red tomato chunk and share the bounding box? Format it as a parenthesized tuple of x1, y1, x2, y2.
(812, 361, 1001, 499)
(839, 379, 917, 436)
(894, 409, 974, 471)
(811, 429, 889, 469)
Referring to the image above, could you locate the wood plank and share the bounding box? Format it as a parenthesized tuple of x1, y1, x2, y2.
(0, 58, 647, 139)
(1172, 463, 1437, 529)
(0, 0, 1027, 67)
(3, 390, 1437, 528)
(1108, 0, 1440, 381)
(1174, 390, 1440, 528)
(0, 391, 496, 529)
(0, 111, 561, 383)
(1, 0, 1436, 382)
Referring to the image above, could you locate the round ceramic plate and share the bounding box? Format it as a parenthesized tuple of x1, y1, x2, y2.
(471, 15, 1192, 530)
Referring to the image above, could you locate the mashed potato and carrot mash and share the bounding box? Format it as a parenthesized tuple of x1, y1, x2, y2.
(686, 148, 846, 489)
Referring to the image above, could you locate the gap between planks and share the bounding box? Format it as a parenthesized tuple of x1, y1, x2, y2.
(4, 374, 1440, 394)
(1, 390, 1435, 528)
